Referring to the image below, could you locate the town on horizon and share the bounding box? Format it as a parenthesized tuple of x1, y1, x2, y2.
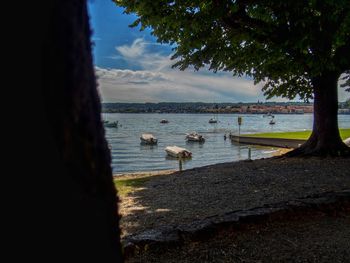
(102, 100, 350, 114)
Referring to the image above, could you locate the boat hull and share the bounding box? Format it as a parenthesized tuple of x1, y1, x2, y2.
(140, 138, 158, 145)
(104, 122, 118, 128)
(186, 136, 205, 142)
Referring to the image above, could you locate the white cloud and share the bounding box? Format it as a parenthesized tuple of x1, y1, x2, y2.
(96, 67, 168, 82)
(96, 38, 349, 103)
(115, 38, 146, 60)
(95, 38, 267, 102)
(113, 38, 173, 71)
(95, 65, 267, 102)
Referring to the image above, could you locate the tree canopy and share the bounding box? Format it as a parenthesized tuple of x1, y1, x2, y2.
(116, 0, 349, 101)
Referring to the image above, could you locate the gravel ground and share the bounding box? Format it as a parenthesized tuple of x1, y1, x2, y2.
(127, 211, 350, 263)
(118, 157, 350, 238)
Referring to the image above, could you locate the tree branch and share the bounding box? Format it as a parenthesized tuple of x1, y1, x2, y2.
(214, 0, 270, 32)
(214, 0, 310, 73)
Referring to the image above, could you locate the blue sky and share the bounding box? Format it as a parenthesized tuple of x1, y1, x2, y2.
(87, 0, 349, 103)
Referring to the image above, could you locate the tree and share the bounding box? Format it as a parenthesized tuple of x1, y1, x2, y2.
(115, 0, 350, 156)
(37, 0, 123, 261)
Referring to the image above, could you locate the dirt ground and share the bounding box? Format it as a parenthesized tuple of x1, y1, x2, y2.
(115, 156, 350, 262)
(127, 211, 350, 263)
(116, 157, 350, 238)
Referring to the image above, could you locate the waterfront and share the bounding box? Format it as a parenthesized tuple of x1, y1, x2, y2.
(104, 113, 350, 174)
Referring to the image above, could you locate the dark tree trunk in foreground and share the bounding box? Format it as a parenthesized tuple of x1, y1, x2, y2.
(287, 72, 350, 157)
(37, 0, 123, 261)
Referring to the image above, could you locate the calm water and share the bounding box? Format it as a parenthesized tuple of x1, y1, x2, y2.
(104, 113, 350, 174)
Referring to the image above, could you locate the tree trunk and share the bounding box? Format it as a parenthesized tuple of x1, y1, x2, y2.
(287, 71, 349, 157)
(36, 0, 123, 261)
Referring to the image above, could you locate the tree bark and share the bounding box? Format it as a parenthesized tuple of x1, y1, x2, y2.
(36, 0, 123, 261)
(287, 71, 350, 157)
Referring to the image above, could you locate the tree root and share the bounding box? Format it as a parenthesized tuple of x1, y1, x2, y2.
(284, 142, 350, 157)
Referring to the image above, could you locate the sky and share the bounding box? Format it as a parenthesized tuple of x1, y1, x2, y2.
(87, 0, 349, 103)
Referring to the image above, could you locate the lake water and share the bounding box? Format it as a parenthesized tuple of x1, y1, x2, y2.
(104, 113, 350, 174)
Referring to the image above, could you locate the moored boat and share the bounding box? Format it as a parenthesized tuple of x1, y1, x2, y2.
(165, 146, 192, 158)
(140, 133, 158, 145)
(160, 119, 169, 123)
(104, 120, 119, 128)
(186, 132, 205, 142)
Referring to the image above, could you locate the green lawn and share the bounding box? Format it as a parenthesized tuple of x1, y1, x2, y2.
(244, 128, 350, 140)
(114, 177, 150, 197)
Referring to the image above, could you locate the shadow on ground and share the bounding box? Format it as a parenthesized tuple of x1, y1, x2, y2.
(118, 157, 350, 238)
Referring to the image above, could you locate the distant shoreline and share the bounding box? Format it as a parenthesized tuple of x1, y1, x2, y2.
(103, 111, 318, 114)
(102, 101, 350, 114)
(102, 111, 350, 114)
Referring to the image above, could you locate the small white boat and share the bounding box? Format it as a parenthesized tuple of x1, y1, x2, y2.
(269, 119, 275, 125)
(208, 118, 217, 123)
(160, 119, 169, 123)
(140, 133, 158, 145)
(104, 121, 119, 128)
(165, 146, 192, 158)
(186, 132, 205, 142)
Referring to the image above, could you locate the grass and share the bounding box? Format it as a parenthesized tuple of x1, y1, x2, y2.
(114, 170, 175, 198)
(244, 128, 350, 140)
(114, 177, 151, 197)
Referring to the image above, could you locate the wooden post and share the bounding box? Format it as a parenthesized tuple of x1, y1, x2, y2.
(238, 116, 242, 143)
